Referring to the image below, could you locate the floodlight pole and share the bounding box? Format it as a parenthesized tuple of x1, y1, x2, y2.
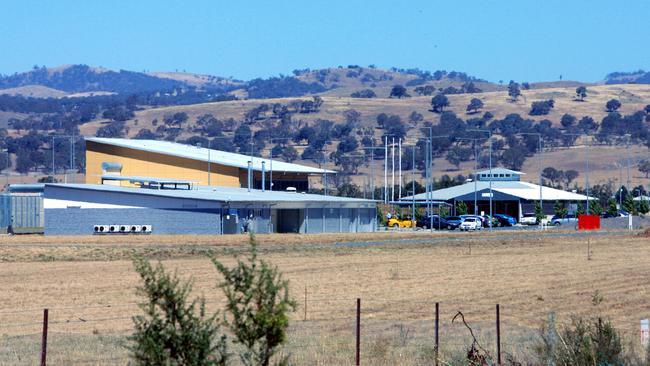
(207, 138, 211, 186)
(519, 132, 544, 216)
(469, 129, 493, 231)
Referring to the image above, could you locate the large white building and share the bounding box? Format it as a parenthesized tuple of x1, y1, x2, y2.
(401, 168, 592, 220)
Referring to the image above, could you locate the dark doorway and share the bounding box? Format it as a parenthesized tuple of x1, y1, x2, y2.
(277, 209, 301, 233)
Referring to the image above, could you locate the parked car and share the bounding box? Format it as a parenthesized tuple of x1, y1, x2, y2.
(444, 216, 463, 230)
(520, 212, 539, 225)
(493, 214, 516, 227)
(459, 217, 482, 231)
(550, 214, 578, 226)
(416, 216, 449, 230)
(481, 215, 499, 228)
(387, 217, 415, 229)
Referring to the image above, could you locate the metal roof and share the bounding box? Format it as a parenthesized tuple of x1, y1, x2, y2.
(476, 167, 524, 176)
(100, 175, 195, 184)
(401, 181, 593, 201)
(45, 183, 375, 204)
(86, 137, 336, 174)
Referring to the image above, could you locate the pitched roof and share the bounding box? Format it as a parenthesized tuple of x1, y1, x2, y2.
(86, 137, 336, 174)
(401, 181, 592, 201)
(45, 183, 374, 204)
(476, 167, 525, 176)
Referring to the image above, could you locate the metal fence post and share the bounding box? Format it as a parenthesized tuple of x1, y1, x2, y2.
(496, 304, 501, 365)
(41, 308, 49, 366)
(435, 302, 439, 366)
(356, 298, 361, 366)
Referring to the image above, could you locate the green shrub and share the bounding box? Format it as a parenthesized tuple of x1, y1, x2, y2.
(212, 234, 296, 366)
(129, 256, 229, 366)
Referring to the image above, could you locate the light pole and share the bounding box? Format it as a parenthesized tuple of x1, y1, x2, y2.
(468, 129, 493, 231)
(564, 133, 591, 214)
(2, 148, 8, 189)
(269, 137, 294, 192)
(518, 132, 544, 217)
(51, 135, 74, 183)
(457, 137, 487, 216)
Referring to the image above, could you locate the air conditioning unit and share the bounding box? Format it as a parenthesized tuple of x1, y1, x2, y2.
(130, 225, 141, 233)
(109, 225, 119, 233)
(119, 225, 128, 233)
(93, 225, 101, 233)
(141, 225, 152, 234)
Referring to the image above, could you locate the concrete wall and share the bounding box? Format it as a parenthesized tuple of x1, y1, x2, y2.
(45, 208, 221, 235)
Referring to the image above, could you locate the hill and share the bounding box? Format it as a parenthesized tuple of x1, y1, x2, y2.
(605, 70, 650, 85)
(0, 85, 69, 98)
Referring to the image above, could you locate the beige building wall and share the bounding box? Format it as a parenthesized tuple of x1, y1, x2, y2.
(85, 141, 240, 187)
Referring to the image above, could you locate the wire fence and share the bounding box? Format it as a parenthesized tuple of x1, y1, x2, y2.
(1, 296, 616, 366)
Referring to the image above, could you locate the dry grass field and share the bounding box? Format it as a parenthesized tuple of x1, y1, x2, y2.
(1, 230, 650, 365)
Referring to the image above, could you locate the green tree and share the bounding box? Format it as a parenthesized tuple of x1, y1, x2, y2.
(575, 86, 587, 101)
(638, 159, 650, 178)
(508, 81, 521, 101)
(456, 201, 468, 215)
(607, 198, 618, 216)
(430, 94, 449, 113)
(638, 198, 650, 215)
(389, 85, 409, 98)
(576, 202, 585, 215)
(622, 192, 635, 214)
(534, 201, 544, 221)
(129, 257, 229, 366)
(605, 99, 621, 112)
(553, 201, 567, 218)
(212, 235, 296, 366)
(466, 98, 483, 114)
(589, 200, 603, 215)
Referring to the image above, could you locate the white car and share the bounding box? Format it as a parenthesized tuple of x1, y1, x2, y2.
(459, 217, 482, 231)
(520, 213, 539, 225)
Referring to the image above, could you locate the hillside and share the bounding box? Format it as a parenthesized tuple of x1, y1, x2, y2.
(2, 63, 650, 196)
(73, 83, 650, 190)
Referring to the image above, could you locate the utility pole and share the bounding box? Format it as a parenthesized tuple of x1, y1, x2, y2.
(391, 137, 395, 202)
(384, 135, 388, 203)
(469, 129, 493, 231)
(398, 138, 402, 200)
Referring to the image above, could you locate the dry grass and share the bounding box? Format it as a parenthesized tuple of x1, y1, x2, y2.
(1, 230, 649, 364)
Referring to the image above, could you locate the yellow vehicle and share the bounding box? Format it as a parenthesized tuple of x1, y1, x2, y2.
(387, 217, 416, 229)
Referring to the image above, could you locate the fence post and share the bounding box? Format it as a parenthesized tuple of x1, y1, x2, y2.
(304, 285, 307, 321)
(496, 304, 501, 365)
(435, 302, 439, 366)
(356, 298, 361, 366)
(41, 308, 49, 366)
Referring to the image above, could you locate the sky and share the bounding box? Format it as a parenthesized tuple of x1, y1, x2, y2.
(1, 0, 648, 83)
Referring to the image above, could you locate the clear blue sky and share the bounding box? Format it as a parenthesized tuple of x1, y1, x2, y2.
(1, 0, 648, 82)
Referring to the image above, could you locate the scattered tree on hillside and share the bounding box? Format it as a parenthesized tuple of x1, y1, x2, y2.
(507, 81, 521, 102)
(577, 116, 598, 133)
(575, 86, 587, 101)
(445, 146, 472, 170)
(430, 94, 449, 113)
(606, 99, 621, 112)
(414, 85, 436, 96)
(389, 85, 410, 98)
(529, 99, 555, 115)
(501, 146, 527, 170)
(466, 98, 484, 114)
(638, 159, 650, 178)
(408, 111, 423, 125)
(560, 113, 577, 129)
(350, 89, 376, 98)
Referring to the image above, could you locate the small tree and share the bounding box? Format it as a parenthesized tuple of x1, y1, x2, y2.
(638, 198, 650, 215)
(389, 85, 409, 98)
(638, 159, 650, 178)
(622, 192, 635, 214)
(606, 99, 621, 112)
(456, 201, 468, 215)
(507, 81, 521, 102)
(129, 257, 229, 366)
(553, 201, 567, 218)
(575, 86, 587, 101)
(430, 94, 449, 113)
(466, 98, 483, 114)
(534, 201, 544, 221)
(212, 235, 296, 366)
(589, 200, 603, 215)
(607, 198, 618, 216)
(576, 202, 585, 215)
